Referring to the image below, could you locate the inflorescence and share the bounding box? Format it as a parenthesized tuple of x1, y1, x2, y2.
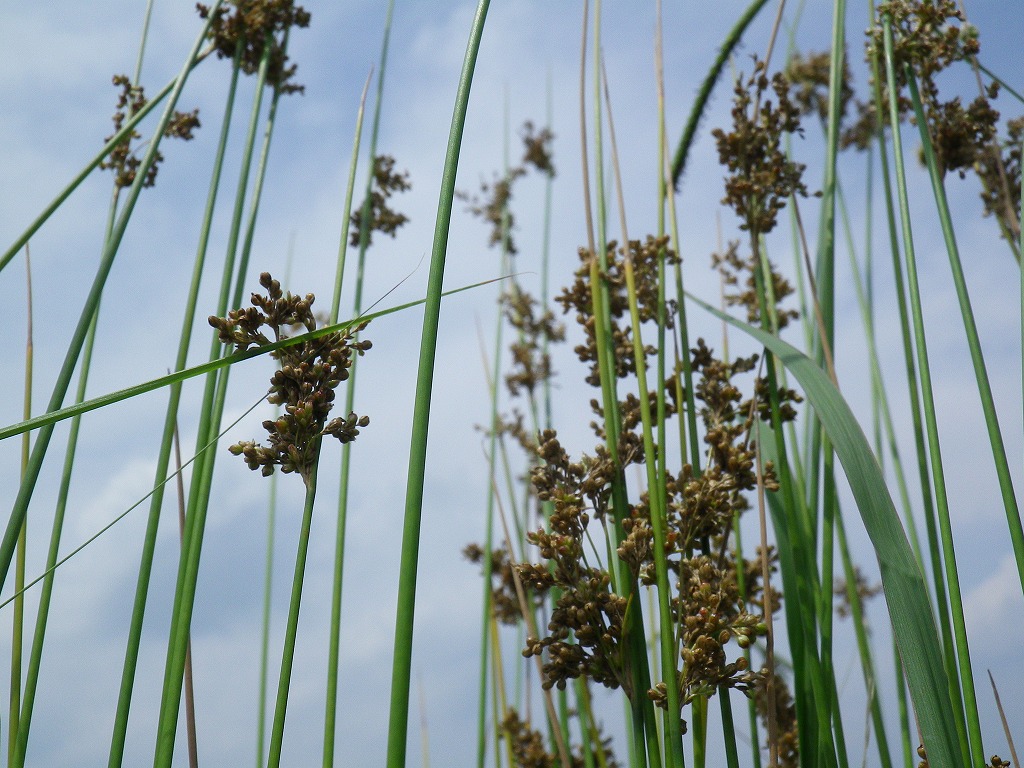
(209, 272, 370, 485)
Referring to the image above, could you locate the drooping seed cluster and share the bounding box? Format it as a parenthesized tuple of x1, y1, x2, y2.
(712, 60, 810, 237)
(502, 707, 619, 768)
(457, 121, 555, 255)
(834, 0, 1021, 246)
(196, 0, 311, 93)
(504, 289, 566, 397)
(517, 248, 797, 719)
(349, 155, 412, 248)
(556, 236, 679, 386)
(100, 75, 200, 189)
(209, 272, 370, 484)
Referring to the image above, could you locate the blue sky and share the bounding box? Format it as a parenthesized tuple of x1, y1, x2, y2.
(0, 1, 1021, 765)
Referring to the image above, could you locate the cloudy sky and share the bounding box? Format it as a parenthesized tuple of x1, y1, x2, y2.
(0, 1, 1021, 766)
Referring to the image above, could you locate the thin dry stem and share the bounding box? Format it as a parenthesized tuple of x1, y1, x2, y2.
(988, 670, 1021, 768)
(761, 0, 788, 82)
(578, 0, 596, 257)
(172, 420, 199, 768)
(601, 54, 631, 250)
(790, 195, 837, 383)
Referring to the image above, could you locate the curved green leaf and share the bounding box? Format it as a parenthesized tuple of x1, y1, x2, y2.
(686, 292, 964, 768)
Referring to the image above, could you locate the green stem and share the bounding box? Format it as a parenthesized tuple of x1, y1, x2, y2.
(900, 63, 1003, 768)
(11, 244, 35, 768)
(324, 7, 392, 763)
(868, 6, 961, 738)
(905, 64, 1024, 601)
(256, 469, 279, 767)
(267, 465, 321, 768)
(384, 2, 491, 765)
(835, 513, 894, 768)
(881, 18, 975, 765)
(18, 168, 121, 766)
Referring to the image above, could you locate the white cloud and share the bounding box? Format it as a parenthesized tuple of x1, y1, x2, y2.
(964, 554, 1024, 657)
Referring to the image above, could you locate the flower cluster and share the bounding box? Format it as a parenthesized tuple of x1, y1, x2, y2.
(196, 0, 311, 93)
(515, 336, 795, 724)
(517, 431, 629, 693)
(916, 745, 1010, 768)
(458, 120, 555, 254)
(833, 565, 883, 620)
(712, 239, 799, 332)
(843, 0, 1000, 178)
(644, 555, 762, 711)
(556, 236, 678, 386)
(504, 288, 565, 397)
(755, 673, 799, 768)
(349, 155, 412, 247)
(209, 272, 370, 484)
(462, 544, 538, 626)
(784, 50, 854, 124)
(100, 75, 200, 189)
(501, 708, 618, 768)
(712, 60, 810, 236)
(977, 116, 1023, 244)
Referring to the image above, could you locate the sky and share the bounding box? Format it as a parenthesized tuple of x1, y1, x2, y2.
(0, 1, 1021, 766)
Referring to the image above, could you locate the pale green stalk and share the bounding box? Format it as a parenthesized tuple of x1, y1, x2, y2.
(541, 77, 555, 431)
(581, 10, 654, 762)
(256, 461, 279, 767)
(10, 400, 28, 768)
(866, 6, 961, 736)
(749, 249, 834, 767)
(11, 248, 34, 768)
(254, 234, 297, 768)
(131, 0, 156, 88)
(719, 691, 739, 768)
(267, 464, 321, 768)
(5, 18, 164, 734)
(475, 268, 507, 768)
(692, 292, 966, 767)
(664, 92, 700, 470)
(837, 178, 922, 568)
(172, 424, 200, 768)
(812, 7, 848, 763)
(322, 70, 374, 768)
(835, 513, 893, 768)
(385, 2, 491, 764)
(730, 518, 761, 768)
(324, 5, 392, 761)
(472, 117, 516, 768)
